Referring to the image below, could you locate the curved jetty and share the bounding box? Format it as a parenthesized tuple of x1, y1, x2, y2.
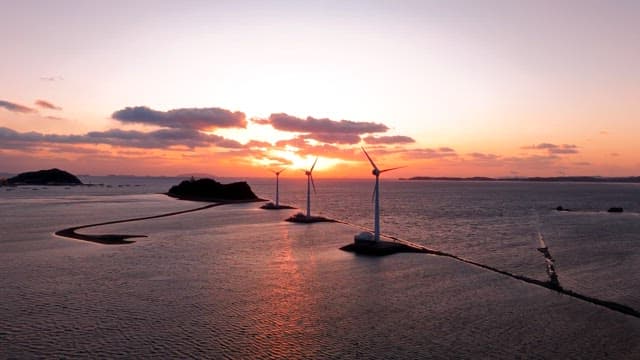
(5, 168, 82, 185)
(167, 178, 264, 202)
(56, 203, 225, 244)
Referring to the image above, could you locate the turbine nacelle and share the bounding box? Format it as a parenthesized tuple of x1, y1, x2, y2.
(272, 167, 288, 176)
(303, 157, 319, 217)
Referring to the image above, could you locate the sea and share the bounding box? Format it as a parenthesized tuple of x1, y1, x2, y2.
(1, 176, 639, 358)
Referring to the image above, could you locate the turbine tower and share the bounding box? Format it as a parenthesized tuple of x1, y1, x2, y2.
(304, 157, 318, 217)
(271, 167, 287, 207)
(362, 147, 404, 241)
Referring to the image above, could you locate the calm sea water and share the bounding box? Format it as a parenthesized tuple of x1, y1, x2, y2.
(1, 176, 639, 358)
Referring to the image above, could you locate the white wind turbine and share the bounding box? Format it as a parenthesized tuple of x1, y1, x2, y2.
(304, 157, 318, 217)
(361, 147, 405, 241)
(271, 167, 287, 207)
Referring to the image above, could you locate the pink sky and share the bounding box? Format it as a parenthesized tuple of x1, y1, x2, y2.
(1, 1, 639, 177)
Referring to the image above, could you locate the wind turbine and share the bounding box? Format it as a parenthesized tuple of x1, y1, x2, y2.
(304, 157, 318, 218)
(362, 147, 404, 241)
(271, 167, 287, 207)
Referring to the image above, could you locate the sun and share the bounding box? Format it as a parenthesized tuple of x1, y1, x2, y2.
(250, 148, 344, 174)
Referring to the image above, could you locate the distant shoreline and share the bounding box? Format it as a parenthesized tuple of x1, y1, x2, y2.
(401, 176, 640, 183)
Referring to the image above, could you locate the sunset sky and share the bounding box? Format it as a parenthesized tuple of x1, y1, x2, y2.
(1, 0, 639, 178)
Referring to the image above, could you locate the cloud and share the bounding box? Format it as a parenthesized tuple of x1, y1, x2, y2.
(342, 146, 458, 161)
(303, 132, 361, 144)
(363, 135, 415, 145)
(467, 152, 500, 161)
(275, 136, 309, 149)
(399, 147, 458, 159)
(84, 128, 243, 149)
(112, 106, 247, 130)
(35, 99, 62, 110)
(40, 76, 63, 82)
(524, 143, 557, 150)
(251, 117, 271, 125)
(296, 143, 360, 160)
(0, 126, 243, 150)
(0, 100, 36, 113)
(264, 113, 388, 135)
(244, 140, 272, 148)
(548, 146, 578, 154)
(503, 154, 560, 167)
(522, 143, 579, 155)
(272, 136, 361, 160)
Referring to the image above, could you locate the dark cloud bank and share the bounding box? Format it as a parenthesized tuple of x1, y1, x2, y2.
(0, 100, 35, 113)
(112, 106, 247, 130)
(0, 126, 243, 150)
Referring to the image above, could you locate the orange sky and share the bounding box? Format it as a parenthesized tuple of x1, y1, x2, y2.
(1, 1, 639, 178)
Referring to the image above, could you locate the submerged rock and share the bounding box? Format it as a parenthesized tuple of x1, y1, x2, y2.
(167, 178, 261, 202)
(5, 168, 82, 185)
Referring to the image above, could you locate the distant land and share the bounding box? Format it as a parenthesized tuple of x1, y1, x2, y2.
(176, 173, 217, 178)
(3, 168, 83, 185)
(401, 176, 640, 183)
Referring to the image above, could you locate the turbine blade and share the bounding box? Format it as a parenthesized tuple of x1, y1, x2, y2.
(310, 174, 317, 194)
(310, 157, 318, 172)
(380, 166, 406, 173)
(361, 147, 379, 171)
(371, 184, 376, 202)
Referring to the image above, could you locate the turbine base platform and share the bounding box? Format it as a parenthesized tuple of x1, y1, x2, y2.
(340, 240, 427, 256)
(285, 213, 336, 223)
(260, 202, 296, 210)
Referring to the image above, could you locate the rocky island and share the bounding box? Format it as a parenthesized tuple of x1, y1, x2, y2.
(167, 177, 263, 202)
(3, 168, 83, 186)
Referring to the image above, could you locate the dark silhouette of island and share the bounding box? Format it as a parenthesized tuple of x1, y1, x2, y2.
(402, 176, 640, 183)
(167, 177, 263, 202)
(4, 168, 82, 185)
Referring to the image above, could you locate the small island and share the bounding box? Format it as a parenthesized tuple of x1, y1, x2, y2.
(3, 168, 83, 186)
(167, 177, 264, 202)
